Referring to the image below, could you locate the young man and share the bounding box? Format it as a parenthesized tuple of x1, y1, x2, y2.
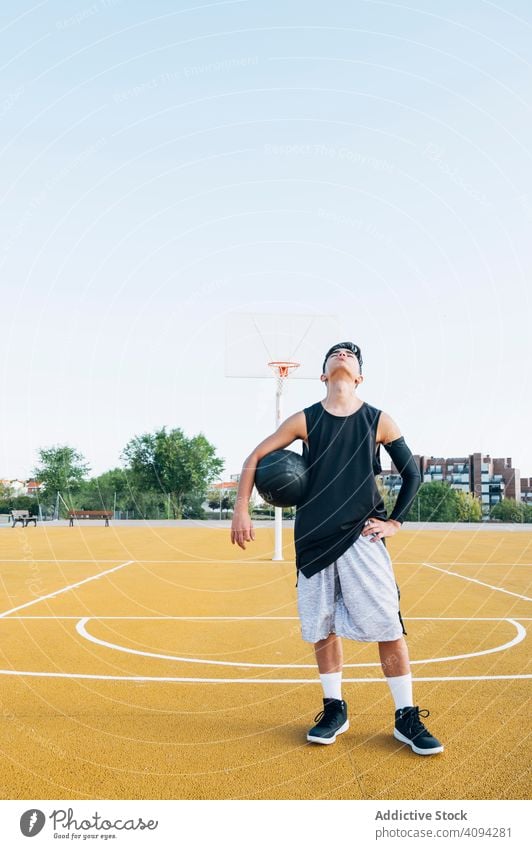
(231, 342, 444, 755)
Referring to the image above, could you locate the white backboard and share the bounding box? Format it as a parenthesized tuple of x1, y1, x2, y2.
(225, 313, 346, 379)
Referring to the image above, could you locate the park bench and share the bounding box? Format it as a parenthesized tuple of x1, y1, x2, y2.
(68, 510, 112, 527)
(11, 510, 37, 527)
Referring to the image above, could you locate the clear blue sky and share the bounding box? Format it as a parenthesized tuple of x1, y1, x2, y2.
(1, 0, 531, 481)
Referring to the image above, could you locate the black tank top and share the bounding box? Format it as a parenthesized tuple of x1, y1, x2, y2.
(294, 400, 387, 578)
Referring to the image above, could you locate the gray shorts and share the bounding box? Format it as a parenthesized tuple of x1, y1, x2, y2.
(297, 533, 405, 643)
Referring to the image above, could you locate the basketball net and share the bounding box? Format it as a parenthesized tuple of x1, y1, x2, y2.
(268, 360, 300, 398)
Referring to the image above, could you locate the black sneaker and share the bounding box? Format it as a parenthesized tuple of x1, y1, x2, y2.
(307, 698, 349, 745)
(394, 706, 444, 755)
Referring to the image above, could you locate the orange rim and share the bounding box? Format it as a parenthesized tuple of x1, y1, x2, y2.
(267, 361, 300, 378)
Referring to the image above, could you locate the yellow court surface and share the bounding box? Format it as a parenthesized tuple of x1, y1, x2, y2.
(0, 525, 530, 800)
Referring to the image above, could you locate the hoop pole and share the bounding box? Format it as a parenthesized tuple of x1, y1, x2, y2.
(273, 373, 284, 561)
(266, 362, 299, 562)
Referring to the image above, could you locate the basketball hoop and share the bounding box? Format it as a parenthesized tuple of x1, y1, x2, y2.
(268, 360, 300, 379)
(268, 362, 301, 401)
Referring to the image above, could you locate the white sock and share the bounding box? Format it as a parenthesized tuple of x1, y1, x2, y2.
(386, 673, 413, 710)
(319, 672, 342, 700)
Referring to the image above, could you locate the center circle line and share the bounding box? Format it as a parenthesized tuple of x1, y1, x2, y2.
(75, 617, 526, 669)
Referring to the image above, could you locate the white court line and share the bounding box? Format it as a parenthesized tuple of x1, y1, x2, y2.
(0, 559, 123, 563)
(0, 561, 135, 619)
(397, 562, 532, 567)
(9, 616, 302, 620)
(0, 557, 532, 567)
(4, 616, 532, 620)
(0, 559, 289, 564)
(422, 562, 532, 602)
(1, 558, 531, 567)
(76, 617, 526, 669)
(0, 669, 529, 683)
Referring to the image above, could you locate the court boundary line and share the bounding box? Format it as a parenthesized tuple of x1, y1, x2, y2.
(1, 557, 531, 567)
(5, 616, 532, 621)
(0, 558, 290, 564)
(0, 560, 135, 619)
(0, 559, 291, 565)
(410, 563, 532, 567)
(0, 559, 126, 563)
(0, 669, 529, 683)
(421, 561, 532, 601)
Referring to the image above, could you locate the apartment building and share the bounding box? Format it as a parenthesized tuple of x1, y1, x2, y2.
(521, 477, 532, 505)
(382, 452, 521, 519)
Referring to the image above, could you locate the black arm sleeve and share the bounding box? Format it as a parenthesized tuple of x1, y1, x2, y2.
(383, 436, 422, 523)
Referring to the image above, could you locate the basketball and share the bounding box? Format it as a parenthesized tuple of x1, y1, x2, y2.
(255, 449, 309, 507)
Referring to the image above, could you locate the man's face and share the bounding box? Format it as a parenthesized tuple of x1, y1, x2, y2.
(321, 347, 362, 382)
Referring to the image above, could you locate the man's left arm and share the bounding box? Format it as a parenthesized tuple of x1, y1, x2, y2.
(363, 412, 422, 541)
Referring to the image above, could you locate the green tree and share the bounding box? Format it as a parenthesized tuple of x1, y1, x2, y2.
(490, 498, 526, 522)
(122, 427, 224, 519)
(378, 476, 399, 517)
(76, 468, 135, 512)
(456, 491, 482, 522)
(182, 492, 207, 520)
(207, 487, 222, 512)
(32, 445, 90, 510)
(208, 488, 238, 519)
(523, 503, 532, 523)
(127, 490, 167, 520)
(0, 481, 14, 500)
(208, 493, 229, 516)
(0, 495, 38, 515)
(405, 481, 461, 522)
